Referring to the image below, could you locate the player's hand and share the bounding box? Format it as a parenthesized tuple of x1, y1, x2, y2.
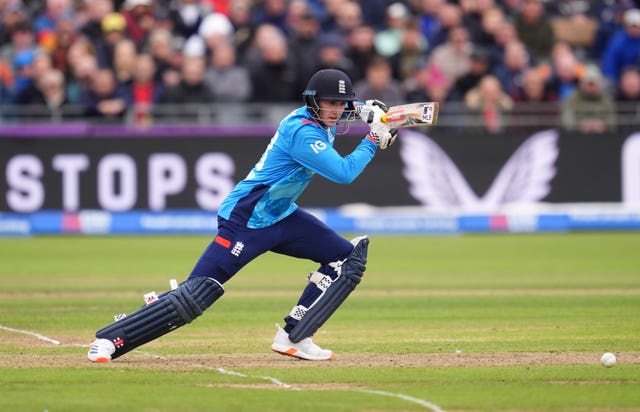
(361, 100, 397, 149)
(369, 122, 397, 149)
(359, 99, 388, 125)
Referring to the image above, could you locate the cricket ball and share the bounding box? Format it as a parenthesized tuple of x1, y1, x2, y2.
(600, 352, 616, 368)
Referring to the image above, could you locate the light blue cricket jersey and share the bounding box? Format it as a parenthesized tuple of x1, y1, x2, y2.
(217, 106, 377, 228)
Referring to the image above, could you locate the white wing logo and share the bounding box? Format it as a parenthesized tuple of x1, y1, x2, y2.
(399, 129, 559, 211)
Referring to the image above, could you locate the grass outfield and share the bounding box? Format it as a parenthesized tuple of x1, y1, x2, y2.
(0, 232, 639, 411)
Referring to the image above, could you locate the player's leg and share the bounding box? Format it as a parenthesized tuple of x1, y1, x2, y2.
(88, 276, 225, 362)
(88, 219, 278, 362)
(270, 209, 369, 360)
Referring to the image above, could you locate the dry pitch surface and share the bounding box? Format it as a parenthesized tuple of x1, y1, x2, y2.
(2, 332, 639, 370)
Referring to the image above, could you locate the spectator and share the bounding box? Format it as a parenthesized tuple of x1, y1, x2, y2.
(494, 40, 531, 99)
(474, 6, 505, 50)
(203, 40, 252, 102)
(10, 48, 36, 100)
(354, 55, 405, 106)
(95, 12, 127, 69)
(616, 66, 640, 130)
(79, 0, 114, 45)
(545, 43, 583, 101)
(590, 2, 634, 62)
(19, 52, 56, 104)
(317, 0, 347, 34)
(601, 8, 640, 83)
(428, 25, 472, 86)
(511, 66, 560, 129)
(314, 33, 357, 81)
(0, 2, 29, 46)
(48, 9, 77, 75)
(460, 0, 497, 45)
(464, 74, 514, 133)
(183, 34, 206, 58)
(246, 25, 298, 102)
(285, 0, 313, 34)
(251, 0, 288, 34)
(429, 2, 463, 50)
(374, 2, 412, 58)
(561, 65, 617, 133)
(27, 68, 69, 116)
(66, 48, 98, 104)
(198, 12, 234, 56)
(332, 0, 363, 39)
(79, 68, 130, 122)
(345, 23, 377, 83)
(0, 19, 36, 74)
(404, 57, 451, 104)
(414, 0, 447, 49)
(515, 0, 554, 63)
(390, 18, 429, 82)
(287, 6, 322, 92)
(487, 19, 519, 69)
(616, 66, 640, 101)
(113, 39, 137, 85)
(129, 53, 163, 125)
(227, 0, 255, 59)
(32, 0, 74, 38)
(146, 28, 181, 88)
(166, 0, 211, 41)
(159, 56, 214, 116)
(513, 66, 559, 103)
(120, 0, 157, 49)
(449, 46, 492, 101)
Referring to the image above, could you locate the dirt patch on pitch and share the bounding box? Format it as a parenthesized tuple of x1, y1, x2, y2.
(2, 331, 639, 369)
(1, 337, 639, 370)
(158, 351, 640, 369)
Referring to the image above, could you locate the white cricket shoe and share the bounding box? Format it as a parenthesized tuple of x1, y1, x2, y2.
(271, 324, 333, 361)
(87, 338, 115, 363)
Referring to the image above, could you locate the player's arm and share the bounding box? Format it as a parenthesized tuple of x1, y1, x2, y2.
(291, 128, 377, 184)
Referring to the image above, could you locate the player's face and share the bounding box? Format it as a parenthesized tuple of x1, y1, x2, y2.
(317, 100, 346, 127)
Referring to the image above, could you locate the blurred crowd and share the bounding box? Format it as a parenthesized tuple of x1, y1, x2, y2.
(1, 0, 640, 132)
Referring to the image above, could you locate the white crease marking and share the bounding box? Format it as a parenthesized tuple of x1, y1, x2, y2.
(0, 324, 445, 410)
(0, 324, 61, 345)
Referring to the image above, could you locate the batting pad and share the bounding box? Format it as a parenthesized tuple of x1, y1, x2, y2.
(95, 277, 224, 359)
(288, 236, 369, 343)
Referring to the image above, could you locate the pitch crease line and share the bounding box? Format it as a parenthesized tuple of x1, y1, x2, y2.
(1, 325, 445, 411)
(0, 324, 61, 345)
(358, 389, 444, 412)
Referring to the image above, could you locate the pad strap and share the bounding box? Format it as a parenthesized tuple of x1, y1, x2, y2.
(308, 271, 333, 292)
(288, 236, 369, 343)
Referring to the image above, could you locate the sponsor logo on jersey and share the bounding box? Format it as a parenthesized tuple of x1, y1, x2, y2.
(310, 140, 327, 154)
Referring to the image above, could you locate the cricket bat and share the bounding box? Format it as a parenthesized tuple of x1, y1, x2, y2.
(381, 102, 439, 128)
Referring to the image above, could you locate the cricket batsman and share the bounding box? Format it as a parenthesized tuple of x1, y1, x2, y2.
(88, 68, 397, 362)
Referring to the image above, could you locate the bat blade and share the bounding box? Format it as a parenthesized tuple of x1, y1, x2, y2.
(381, 102, 439, 128)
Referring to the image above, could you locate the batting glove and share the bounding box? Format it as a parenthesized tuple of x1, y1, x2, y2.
(362, 100, 397, 150)
(359, 99, 388, 125)
(369, 122, 397, 150)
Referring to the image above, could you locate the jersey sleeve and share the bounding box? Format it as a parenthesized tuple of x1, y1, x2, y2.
(290, 126, 377, 184)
